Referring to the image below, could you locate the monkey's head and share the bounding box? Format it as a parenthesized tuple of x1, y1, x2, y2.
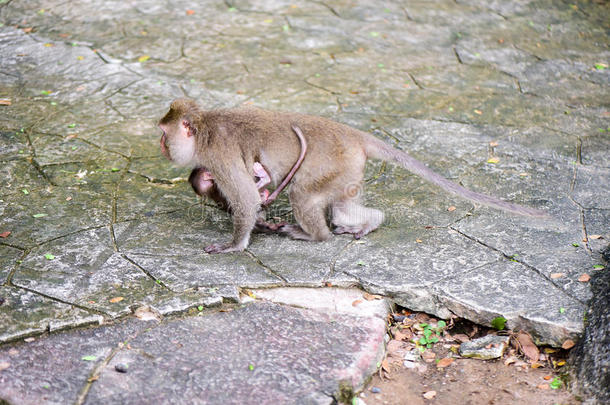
(158, 98, 200, 167)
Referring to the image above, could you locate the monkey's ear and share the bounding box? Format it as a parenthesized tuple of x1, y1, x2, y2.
(182, 120, 196, 137)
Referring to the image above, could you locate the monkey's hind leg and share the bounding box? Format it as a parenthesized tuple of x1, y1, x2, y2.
(281, 192, 332, 241)
(331, 200, 384, 239)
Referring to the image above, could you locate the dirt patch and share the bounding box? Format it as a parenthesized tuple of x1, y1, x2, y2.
(360, 311, 579, 405)
(362, 356, 578, 405)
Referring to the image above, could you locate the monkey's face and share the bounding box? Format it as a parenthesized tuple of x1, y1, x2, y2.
(159, 121, 196, 167)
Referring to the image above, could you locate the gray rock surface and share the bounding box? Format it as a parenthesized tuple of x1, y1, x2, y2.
(0, 289, 388, 405)
(570, 246, 610, 405)
(0, 0, 608, 402)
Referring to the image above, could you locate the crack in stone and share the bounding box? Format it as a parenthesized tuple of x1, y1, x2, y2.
(243, 250, 288, 284)
(112, 159, 132, 227)
(36, 224, 109, 248)
(101, 78, 144, 101)
(567, 158, 593, 254)
(121, 253, 172, 291)
(75, 343, 123, 405)
(19, 127, 57, 186)
(74, 324, 155, 405)
(303, 78, 340, 95)
(449, 226, 587, 305)
(309, 0, 341, 18)
(104, 99, 128, 120)
(11, 284, 111, 317)
(402, 7, 414, 22)
(5, 248, 29, 285)
(405, 71, 424, 90)
(452, 46, 463, 64)
(428, 258, 502, 286)
(326, 239, 358, 281)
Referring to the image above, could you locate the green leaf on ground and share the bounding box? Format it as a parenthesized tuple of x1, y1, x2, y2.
(491, 316, 507, 330)
(550, 377, 562, 389)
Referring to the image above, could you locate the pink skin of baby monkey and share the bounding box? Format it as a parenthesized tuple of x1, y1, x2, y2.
(190, 163, 271, 203)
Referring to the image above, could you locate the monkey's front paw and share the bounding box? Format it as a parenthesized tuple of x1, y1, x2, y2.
(204, 242, 244, 254)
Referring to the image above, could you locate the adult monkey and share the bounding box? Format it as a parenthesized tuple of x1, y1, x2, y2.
(158, 98, 546, 253)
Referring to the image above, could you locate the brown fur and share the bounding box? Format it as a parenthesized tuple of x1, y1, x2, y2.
(159, 98, 546, 253)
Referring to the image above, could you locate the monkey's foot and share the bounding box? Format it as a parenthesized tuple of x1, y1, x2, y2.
(333, 225, 375, 240)
(254, 221, 289, 233)
(204, 242, 243, 254)
(276, 224, 316, 241)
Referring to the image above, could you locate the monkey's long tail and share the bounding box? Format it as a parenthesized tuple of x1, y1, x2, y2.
(362, 134, 548, 217)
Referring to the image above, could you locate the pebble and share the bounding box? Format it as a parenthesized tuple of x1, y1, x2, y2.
(459, 335, 510, 360)
(370, 387, 381, 394)
(115, 363, 129, 373)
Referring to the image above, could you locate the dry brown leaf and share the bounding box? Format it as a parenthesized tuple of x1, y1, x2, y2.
(415, 239, 423, 243)
(489, 141, 499, 147)
(109, 296, 124, 303)
(516, 331, 540, 362)
(543, 375, 552, 380)
(531, 362, 543, 369)
(0, 231, 10, 238)
(363, 292, 382, 301)
(589, 234, 602, 240)
(578, 274, 591, 282)
(550, 273, 564, 279)
(22, 27, 33, 33)
(452, 333, 470, 343)
(351, 299, 363, 307)
(87, 375, 99, 382)
(423, 391, 437, 400)
(537, 383, 550, 390)
(436, 357, 454, 368)
(186, 9, 195, 15)
(381, 359, 391, 373)
(0, 99, 11, 106)
(422, 350, 436, 363)
(0, 362, 10, 372)
(447, 206, 456, 212)
(562, 339, 575, 350)
(393, 329, 410, 341)
(386, 340, 407, 357)
(504, 356, 517, 366)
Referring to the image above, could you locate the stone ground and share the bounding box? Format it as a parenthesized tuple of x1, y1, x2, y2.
(0, 0, 608, 403)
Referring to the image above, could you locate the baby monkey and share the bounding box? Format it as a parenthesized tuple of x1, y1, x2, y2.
(189, 162, 272, 208)
(159, 98, 547, 253)
(188, 127, 307, 232)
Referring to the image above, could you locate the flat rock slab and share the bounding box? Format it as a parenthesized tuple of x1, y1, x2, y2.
(0, 288, 388, 404)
